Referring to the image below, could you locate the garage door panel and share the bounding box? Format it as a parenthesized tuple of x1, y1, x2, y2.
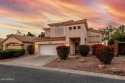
(40, 44, 61, 56)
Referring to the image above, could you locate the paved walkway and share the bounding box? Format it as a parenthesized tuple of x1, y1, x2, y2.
(0, 55, 57, 67)
(0, 65, 124, 83)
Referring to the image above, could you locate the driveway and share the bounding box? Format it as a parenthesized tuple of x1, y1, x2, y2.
(0, 55, 57, 68)
(0, 64, 124, 83)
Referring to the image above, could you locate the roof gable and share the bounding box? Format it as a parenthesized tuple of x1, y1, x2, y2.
(2, 34, 39, 44)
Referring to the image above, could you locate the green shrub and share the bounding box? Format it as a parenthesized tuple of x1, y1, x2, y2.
(27, 45, 35, 55)
(97, 46, 115, 64)
(0, 49, 25, 59)
(56, 46, 70, 60)
(78, 45, 89, 57)
(0, 50, 11, 59)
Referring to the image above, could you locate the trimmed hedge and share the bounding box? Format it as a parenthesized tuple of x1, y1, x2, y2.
(56, 46, 70, 60)
(78, 45, 89, 57)
(0, 49, 25, 59)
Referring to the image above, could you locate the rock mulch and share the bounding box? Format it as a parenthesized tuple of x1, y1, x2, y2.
(44, 55, 125, 76)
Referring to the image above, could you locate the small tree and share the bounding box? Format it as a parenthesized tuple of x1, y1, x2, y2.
(78, 45, 89, 57)
(27, 32, 35, 37)
(27, 45, 35, 55)
(108, 33, 125, 45)
(38, 32, 45, 38)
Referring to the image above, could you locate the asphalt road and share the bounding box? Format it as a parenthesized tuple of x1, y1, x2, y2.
(0, 65, 124, 83)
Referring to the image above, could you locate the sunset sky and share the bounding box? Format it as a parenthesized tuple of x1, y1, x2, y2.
(0, 0, 125, 38)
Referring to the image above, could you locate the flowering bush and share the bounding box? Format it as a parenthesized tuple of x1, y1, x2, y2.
(97, 46, 115, 64)
(95, 45, 105, 58)
(27, 45, 35, 55)
(92, 44, 103, 55)
(56, 46, 70, 60)
(78, 45, 89, 57)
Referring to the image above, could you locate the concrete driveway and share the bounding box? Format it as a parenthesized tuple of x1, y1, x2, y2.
(0, 55, 57, 68)
(0, 65, 124, 83)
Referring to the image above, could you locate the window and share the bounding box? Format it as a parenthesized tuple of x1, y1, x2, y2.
(78, 26, 81, 29)
(55, 26, 64, 35)
(73, 26, 76, 29)
(69, 27, 72, 30)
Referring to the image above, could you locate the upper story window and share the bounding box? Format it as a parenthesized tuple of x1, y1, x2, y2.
(55, 26, 64, 36)
(73, 26, 76, 29)
(78, 26, 81, 29)
(69, 27, 72, 30)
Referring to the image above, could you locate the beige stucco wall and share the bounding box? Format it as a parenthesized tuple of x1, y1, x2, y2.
(3, 36, 23, 50)
(50, 26, 56, 37)
(45, 30, 50, 37)
(87, 31, 102, 45)
(65, 24, 87, 45)
(65, 24, 87, 55)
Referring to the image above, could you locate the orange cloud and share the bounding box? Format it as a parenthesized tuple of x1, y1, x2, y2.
(0, 0, 125, 38)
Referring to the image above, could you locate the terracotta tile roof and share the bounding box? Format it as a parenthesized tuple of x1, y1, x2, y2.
(48, 19, 88, 30)
(88, 28, 103, 34)
(2, 34, 40, 44)
(43, 28, 50, 31)
(12, 34, 40, 43)
(34, 37, 66, 42)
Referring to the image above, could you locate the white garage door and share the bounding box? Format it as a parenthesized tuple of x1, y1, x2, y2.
(40, 44, 61, 56)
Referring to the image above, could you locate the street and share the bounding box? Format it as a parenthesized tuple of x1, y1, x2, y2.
(0, 65, 124, 83)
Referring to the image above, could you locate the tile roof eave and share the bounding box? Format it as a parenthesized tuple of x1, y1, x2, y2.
(34, 37, 66, 42)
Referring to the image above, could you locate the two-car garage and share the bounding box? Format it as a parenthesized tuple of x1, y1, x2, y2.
(39, 44, 62, 56)
(35, 37, 66, 56)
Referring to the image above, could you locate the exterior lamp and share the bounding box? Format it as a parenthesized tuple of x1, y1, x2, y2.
(35, 44, 38, 48)
(66, 43, 69, 47)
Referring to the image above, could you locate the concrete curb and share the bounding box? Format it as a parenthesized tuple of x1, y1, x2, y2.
(0, 63, 125, 81)
(39, 67, 125, 81)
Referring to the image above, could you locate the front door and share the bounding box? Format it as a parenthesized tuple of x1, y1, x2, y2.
(75, 43, 79, 54)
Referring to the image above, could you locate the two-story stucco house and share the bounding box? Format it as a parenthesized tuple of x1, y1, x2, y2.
(34, 19, 103, 56)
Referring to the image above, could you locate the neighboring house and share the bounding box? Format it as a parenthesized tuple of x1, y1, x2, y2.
(34, 19, 103, 56)
(2, 34, 38, 53)
(0, 38, 4, 50)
